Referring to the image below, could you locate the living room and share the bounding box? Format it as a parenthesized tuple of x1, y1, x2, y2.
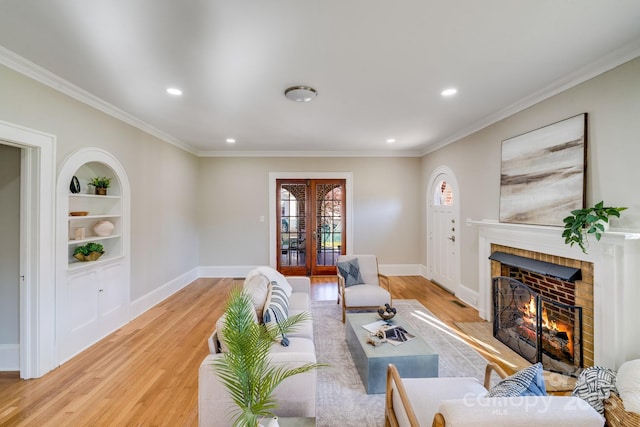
(1, 2, 640, 425)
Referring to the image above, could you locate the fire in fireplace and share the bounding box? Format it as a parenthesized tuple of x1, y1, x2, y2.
(493, 276, 583, 376)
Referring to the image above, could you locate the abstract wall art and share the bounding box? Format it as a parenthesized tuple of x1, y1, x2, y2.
(499, 113, 587, 226)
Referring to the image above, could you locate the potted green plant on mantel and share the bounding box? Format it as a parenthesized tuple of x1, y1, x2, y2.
(562, 201, 627, 254)
(212, 287, 323, 427)
(88, 176, 111, 195)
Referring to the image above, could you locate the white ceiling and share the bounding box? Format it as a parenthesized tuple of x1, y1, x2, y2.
(1, 1, 639, 156)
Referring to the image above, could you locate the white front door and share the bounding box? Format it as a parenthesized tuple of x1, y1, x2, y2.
(428, 172, 459, 294)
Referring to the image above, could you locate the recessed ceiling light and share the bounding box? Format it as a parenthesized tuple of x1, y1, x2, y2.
(226, 138, 236, 144)
(166, 87, 183, 96)
(386, 138, 396, 144)
(441, 88, 457, 97)
(284, 86, 318, 102)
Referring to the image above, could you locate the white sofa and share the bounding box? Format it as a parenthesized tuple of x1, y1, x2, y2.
(198, 271, 316, 427)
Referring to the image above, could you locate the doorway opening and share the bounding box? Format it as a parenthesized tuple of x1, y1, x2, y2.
(0, 144, 20, 374)
(0, 121, 56, 379)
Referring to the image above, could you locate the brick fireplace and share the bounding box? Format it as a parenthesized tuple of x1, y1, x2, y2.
(473, 220, 640, 370)
(490, 244, 594, 369)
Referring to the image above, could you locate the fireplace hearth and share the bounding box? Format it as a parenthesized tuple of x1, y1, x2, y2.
(493, 276, 583, 376)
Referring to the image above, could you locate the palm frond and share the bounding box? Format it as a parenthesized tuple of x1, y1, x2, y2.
(211, 286, 324, 427)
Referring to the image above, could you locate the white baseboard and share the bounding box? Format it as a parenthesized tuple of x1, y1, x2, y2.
(128, 264, 478, 326)
(129, 267, 199, 320)
(198, 265, 262, 278)
(0, 344, 19, 371)
(456, 283, 479, 310)
(200, 264, 427, 278)
(379, 264, 424, 276)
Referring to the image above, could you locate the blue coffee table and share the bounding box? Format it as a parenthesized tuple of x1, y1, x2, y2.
(345, 312, 438, 394)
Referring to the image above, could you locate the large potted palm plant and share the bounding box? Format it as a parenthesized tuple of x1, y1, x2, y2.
(212, 287, 322, 427)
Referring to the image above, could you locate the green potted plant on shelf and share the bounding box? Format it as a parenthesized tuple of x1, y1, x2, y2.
(562, 201, 627, 254)
(88, 176, 112, 195)
(212, 287, 322, 427)
(73, 242, 105, 261)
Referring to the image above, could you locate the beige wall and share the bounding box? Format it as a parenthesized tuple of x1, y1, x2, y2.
(0, 65, 200, 300)
(1, 53, 638, 310)
(197, 156, 422, 266)
(0, 144, 20, 344)
(421, 56, 640, 293)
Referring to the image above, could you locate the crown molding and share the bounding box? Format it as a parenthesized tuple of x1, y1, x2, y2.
(421, 39, 640, 156)
(0, 46, 198, 156)
(197, 149, 423, 158)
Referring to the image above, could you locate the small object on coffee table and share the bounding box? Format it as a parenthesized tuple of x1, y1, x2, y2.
(377, 303, 397, 320)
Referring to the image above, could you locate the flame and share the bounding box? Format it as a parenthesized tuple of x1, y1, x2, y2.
(522, 296, 574, 357)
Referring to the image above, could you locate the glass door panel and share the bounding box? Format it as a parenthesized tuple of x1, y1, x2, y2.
(313, 181, 344, 274)
(277, 180, 308, 275)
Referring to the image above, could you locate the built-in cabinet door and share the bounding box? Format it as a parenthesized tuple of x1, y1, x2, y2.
(65, 269, 100, 361)
(61, 260, 128, 363)
(98, 261, 127, 336)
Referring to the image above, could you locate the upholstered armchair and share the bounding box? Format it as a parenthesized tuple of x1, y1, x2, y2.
(385, 363, 605, 427)
(336, 254, 392, 323)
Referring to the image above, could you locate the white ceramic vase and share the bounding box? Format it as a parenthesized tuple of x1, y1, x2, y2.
(266, 416, 280, 427)
(93, 220, 115, 237)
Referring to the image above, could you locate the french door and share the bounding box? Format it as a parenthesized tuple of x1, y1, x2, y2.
(277, 179, 346, 276)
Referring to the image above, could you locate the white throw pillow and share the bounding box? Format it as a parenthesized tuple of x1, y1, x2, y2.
(616, 359, 640, 413)
(253, 266, 293, 297)
(243, 272, 270, 318)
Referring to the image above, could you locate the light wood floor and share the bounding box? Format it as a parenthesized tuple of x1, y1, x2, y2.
(0, 276, 490, 426)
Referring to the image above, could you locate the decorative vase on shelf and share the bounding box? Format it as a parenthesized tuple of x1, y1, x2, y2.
(95, 187, 107, 196)
(266, 416, 280, 427)
(93, 220, 115, 237)
(70, 176, 81, 194)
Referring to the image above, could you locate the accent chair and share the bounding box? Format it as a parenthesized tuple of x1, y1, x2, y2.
(336, 254, 391, 323)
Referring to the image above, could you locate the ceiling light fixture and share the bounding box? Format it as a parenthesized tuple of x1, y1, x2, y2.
(225, 138, 236, 144)
(386, 138, 396, 144)
(284, 86, 318, 102)
(441, 88, 457, 97)
(166, 87, 183, 96)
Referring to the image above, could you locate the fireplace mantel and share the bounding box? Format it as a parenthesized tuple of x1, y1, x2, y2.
(469, 219, 640, 370)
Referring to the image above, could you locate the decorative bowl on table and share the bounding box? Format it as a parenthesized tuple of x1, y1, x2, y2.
(377, 304, 397, 320)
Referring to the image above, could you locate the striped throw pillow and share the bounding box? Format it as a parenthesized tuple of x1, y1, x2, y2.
(263, 281, 290, 346)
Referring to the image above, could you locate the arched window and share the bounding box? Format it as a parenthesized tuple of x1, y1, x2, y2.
(433, 179, 453, 206)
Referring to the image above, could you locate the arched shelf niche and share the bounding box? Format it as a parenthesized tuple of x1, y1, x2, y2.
(55, 148, 131, 364)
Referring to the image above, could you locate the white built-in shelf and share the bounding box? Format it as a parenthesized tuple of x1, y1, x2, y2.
(67, 234, 121, 245)
(68, 214, 121, 220)
(67, 254, 125, 271)
(69, 194, 121, 199)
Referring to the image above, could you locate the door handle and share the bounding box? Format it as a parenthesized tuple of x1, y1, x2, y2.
(448, 236, 455, 242)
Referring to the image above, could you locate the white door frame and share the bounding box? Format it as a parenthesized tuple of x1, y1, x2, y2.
(268, 172, 353, 268)
(0, 120, 56, 379)
(426, 166, 460, 294)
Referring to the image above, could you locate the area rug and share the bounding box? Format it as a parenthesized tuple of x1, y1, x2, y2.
(312, 299, 489, 427)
